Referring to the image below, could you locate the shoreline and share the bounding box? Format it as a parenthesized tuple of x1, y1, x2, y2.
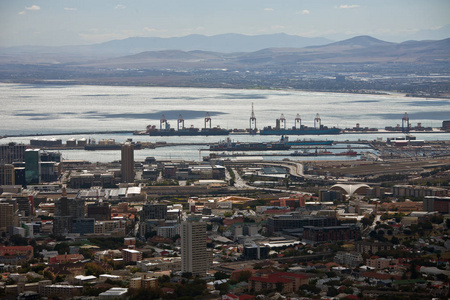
(0, 80, 435, 99)
(1, 129, 448, 141)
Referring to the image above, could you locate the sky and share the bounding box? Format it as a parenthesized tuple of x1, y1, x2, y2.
(1, 0, 449, 47)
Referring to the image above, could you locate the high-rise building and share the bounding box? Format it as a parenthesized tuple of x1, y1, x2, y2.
(53, 193, 86, 236)
(141, 204, 167, 221)
(0, 143, 26, 164)
(121, 143, 134, 183)
(0, 201, 18, 233)
(181, 219, 208, 276)
(0, 163, 15, 185)
(25, 149, 41, 184)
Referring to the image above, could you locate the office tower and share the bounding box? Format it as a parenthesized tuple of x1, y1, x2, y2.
(141, 203, 167, 221)
(14, 167, 26, 187)
(181, 220, 208, 276)
(53, 193, 85, 236)
(0, 143, 26, 164)
(0, 201, 18, 233)
(121, 143, 134, 183)
(0, 163, 15, 185)
(25, 149, 41, 184)
(15, 195, 33, 217)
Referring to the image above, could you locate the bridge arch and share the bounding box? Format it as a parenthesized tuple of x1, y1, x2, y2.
(330, 184, 370, 197)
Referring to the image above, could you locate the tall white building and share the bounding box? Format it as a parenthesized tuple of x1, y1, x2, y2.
(181, 220, 207, 276)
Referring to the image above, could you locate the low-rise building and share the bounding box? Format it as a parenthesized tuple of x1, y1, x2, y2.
(99, 287, 128, 299)
(248, 272, 308, 294)
(122, 249, 142, 263)
(366, 257, 398, 269)
(302, 225, 361, 244)
(355, 241, 394, 254)
(334, 251, 363, 267)
(42, 284, 83, 298)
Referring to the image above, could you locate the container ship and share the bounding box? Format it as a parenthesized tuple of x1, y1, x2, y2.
(144, 113, 231, 136)
(260, 126, 341, 135)
(210, 137, 291, 151)
(260, 113, 341, 135)
(146, 125, 230, 136)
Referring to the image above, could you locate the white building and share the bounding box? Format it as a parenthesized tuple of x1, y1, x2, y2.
(334, 251, 363, 267)
(157, 224, 180, 238)
(99, 287, 128, 299)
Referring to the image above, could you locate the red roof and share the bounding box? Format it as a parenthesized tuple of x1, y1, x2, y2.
(239, 295, 255, 300)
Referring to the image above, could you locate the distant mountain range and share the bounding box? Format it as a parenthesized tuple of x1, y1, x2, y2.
(78, 35, 450, 69)
(0, 34, 448, 68)
(0, 33, 332, 63)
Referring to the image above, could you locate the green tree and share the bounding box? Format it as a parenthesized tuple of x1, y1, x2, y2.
(214, 271, 229, 281)
(54, 242, 70, 255)
(238, 270, 253, 282)
(84, 262, 105, 277)
(9, 234, 28, 246)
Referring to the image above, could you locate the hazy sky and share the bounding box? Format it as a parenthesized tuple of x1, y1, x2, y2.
(1, 0, 449, 47)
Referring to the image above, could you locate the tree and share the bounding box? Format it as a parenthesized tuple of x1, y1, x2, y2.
(238, 270, 253, 282)
(84, 262, 105, 277)
(171, 234, 180, 243)
(214, 271, 229, 281)
(327, 286, 339, 297)
(391, 236, 400, 245)
(54, 242, 70, 255)
(9, 234, 28, 246)
(361, 217, 373, 228)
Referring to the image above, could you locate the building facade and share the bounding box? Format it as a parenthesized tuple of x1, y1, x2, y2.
(0, 143, 26, 164)
(181, 220, 208, 276)
(121, 143, 134, 183)
(423, 196, 450, 214)
(25, 149, 40, 184)
(0, 163, 15, 185)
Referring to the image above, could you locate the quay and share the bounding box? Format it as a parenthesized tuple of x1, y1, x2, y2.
(0, 130, 135, 139)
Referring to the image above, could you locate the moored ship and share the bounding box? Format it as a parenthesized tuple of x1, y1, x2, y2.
(260, 113, 341, 135)
(146, 126, 230, 136)
(210, 137, 291, 151)
(145, 113, 230, 136)
(286, 139, 334, 146)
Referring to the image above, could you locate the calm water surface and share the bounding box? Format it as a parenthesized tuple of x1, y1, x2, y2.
(1, 83, 449, 162)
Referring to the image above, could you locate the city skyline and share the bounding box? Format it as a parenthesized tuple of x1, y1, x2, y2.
(1, 0, 449, 47)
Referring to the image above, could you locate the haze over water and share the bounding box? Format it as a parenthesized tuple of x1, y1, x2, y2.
(2, 83, 449, 135)
(1, 83, 449, 162)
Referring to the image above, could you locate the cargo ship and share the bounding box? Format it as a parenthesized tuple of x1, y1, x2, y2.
(210, 137, 291, 151)
(286, 139, 334, 146)
(260, 126, 341, 135)
(260, 113, 341, 135)
(146, 125, 230, 136)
